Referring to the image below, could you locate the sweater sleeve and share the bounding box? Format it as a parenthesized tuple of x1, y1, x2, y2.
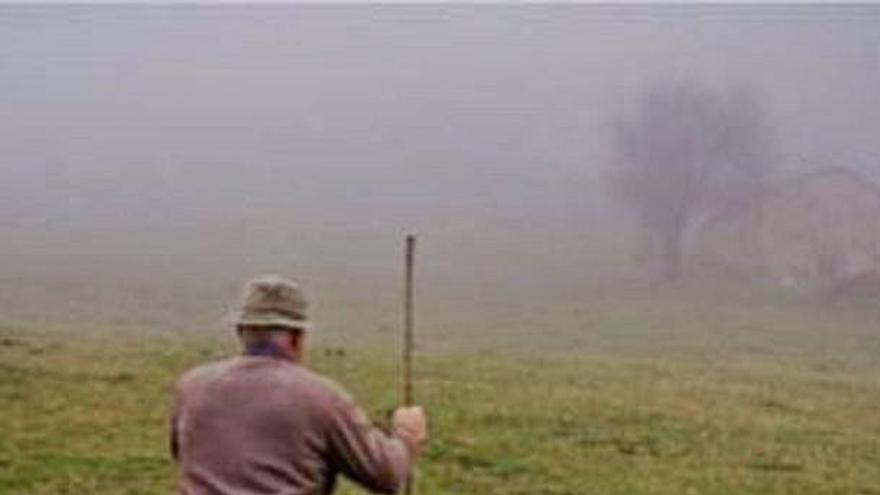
(323, 395, 412, 494)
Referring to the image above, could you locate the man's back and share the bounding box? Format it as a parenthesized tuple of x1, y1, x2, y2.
(172, 355, 411, 495)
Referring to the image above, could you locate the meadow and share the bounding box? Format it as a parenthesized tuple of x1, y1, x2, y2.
(1, 286, 879, 494)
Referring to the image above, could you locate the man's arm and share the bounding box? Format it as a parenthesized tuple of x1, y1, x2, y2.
(324, 397, 426, 494)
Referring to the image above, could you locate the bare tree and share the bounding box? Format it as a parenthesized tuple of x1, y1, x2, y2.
(607, 82, 771, 281)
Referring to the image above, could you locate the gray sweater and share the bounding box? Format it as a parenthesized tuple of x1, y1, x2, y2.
(171, 356, 412, 494)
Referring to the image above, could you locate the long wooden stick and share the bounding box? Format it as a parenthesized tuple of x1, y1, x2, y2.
(403, 234, 416, 407)
(403, 234, 416, 495)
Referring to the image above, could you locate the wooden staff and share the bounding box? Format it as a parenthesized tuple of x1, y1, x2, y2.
(403, 234, 416, 406)
(403, 234, 416, 494)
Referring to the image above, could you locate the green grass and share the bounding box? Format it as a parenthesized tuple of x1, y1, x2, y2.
(2, 289, 880, 494)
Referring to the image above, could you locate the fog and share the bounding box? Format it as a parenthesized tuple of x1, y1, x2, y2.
(2, 4, 879, 333)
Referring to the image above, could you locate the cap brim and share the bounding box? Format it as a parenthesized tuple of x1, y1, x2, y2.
(227, 311, 313, 332)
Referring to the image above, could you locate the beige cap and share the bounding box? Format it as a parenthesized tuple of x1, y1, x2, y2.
(231, 274, 312, 331)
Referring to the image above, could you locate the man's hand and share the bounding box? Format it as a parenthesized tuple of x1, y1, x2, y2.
(392, 406, 428, 456)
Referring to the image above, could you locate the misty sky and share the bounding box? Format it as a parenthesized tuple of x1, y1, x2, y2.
(2, 4, 879, 279)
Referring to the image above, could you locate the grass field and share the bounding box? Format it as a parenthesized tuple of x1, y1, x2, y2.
(2, 288, 880, 494)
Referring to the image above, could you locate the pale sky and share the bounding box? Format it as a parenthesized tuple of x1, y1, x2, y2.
(1, 4, 879, 276)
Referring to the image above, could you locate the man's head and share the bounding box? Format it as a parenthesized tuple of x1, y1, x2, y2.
(232, 275, 311, 362)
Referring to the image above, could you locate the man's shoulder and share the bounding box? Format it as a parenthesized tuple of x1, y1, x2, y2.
(316, 373, 355, 401)
(289, 365, 354, 406)
(175, 357, 352, 404)
(175, 357, 238, 391)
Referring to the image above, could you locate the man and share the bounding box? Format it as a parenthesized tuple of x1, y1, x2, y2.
(170, 274, 428, 494)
